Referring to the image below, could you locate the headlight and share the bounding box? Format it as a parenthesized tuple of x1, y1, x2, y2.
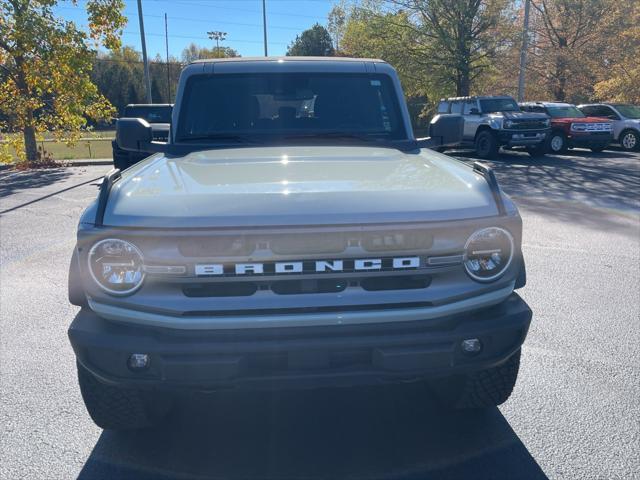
(543, 118, 551, 127)
(571, 123, 587, 132)
(88, 239, 145, 295)
(464, 227, 514, 282)
(489, 118, 503, 129)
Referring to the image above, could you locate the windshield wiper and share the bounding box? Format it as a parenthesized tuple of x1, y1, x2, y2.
(283, 132, 389, 142)
(179, 134, 258, 144)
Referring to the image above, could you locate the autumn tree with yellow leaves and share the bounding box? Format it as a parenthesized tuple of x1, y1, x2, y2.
(0, 0, 126, 165)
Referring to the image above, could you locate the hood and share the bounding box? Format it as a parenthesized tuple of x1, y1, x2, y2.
(552, 116, 611, 123)
(102, 146, 500, 228)
(499, 111, 548, 120)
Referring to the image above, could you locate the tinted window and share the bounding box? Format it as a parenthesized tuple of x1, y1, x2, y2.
(546, 106, 585, 118)
(437, 101, 450, 114)
(612, 104, 640, 119)
(124, 106, 172, 123)
(580, 106, 597, 116)
(177, 73, 405, 141)
(479, 98, 519, 113)
(463, 100, 477, 114)
(450, 102, 463, 114)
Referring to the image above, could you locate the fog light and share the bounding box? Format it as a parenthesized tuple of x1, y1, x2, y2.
(461, 338, 482, 354)
(127, 353, 150, 371)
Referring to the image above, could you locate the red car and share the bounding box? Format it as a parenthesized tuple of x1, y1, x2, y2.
(519, 102, 613, 153)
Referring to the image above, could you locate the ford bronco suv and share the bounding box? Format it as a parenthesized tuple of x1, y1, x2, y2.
(520, 102, 613, 154)
(578, 103, 640, 152)
(111, 104, 172, 170)
(68, 57, 532, 430)
(437, 95, 550, 158)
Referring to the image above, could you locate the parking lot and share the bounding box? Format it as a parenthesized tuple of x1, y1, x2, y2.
(1, 148, 639, 479)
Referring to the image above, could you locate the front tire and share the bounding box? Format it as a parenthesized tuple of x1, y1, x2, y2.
(77, 362, 172, 430)
(431, 349, 521, 409)
(547, 131, 567, 154)
(619, 129, 639, 151)
(475, 130, 499, 159)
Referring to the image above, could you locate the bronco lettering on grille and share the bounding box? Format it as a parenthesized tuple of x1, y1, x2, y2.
(195, 257, 420, 276)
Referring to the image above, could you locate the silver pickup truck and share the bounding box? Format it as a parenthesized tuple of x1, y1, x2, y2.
(68, 57, 532, 430)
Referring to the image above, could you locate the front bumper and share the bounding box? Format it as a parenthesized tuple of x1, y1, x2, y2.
(498, 130, 548, 147)
(567, 131, 613, 148)
(69, 293, 532, 392)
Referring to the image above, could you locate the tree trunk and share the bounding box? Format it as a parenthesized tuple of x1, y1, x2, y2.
(23, 119, 38, 164)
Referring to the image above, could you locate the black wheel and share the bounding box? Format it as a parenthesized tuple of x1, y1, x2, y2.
(619, 129, 639, 151)
(526, 144, 546, 157)
(547, 131, 567, 154)
(430, 349, 521, 409)
(474, 130, 499, 159)
(77, 362, 172, 430)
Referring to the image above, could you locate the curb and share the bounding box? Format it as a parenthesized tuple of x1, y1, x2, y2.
(0, 159, 112, 171)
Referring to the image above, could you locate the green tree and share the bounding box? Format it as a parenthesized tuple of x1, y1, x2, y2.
(0, 0, 126, 164)
(287, 23, 335, 56)
(181, 43, 240, 63)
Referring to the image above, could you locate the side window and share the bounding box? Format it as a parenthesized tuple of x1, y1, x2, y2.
(463, 100, 477, 114)
(580, 106, 596, 116)
(437, 101, 450, 114)
(533, 106, 546, 114)
(450, 101, 463, 114)
(598, 106, 619, 120)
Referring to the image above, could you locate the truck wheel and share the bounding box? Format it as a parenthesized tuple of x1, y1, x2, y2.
(474, 130, 499, 159)
(620, 129, 639, 151)
(77, 362, 172, 430)
(431, 349, 521, 409)
(548, 132, 567, 154)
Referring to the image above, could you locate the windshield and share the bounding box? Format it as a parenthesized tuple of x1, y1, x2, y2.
(176, 73, 405, 142)
(479, 98, 519, 113)
(546, 106, 585, 118)
(613, 104, 640, 119)
(124, 106, 172, 123)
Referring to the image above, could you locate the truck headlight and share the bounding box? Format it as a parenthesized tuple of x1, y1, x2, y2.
(464, 227, 514, 282)
(88, 239, 145, 295)
(543, 118, 551, 127)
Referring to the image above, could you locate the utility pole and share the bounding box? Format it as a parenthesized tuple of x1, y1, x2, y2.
(207, 31, 227, 56)
(517, 0, 531, 102)
(165, 13, 171, 100)
(137, 0, 152, 103)
(262, 0, 268, 56)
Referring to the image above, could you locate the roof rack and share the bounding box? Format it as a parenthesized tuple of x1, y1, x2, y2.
(95, 168, 121, 226)
(473, 162, 506, 216)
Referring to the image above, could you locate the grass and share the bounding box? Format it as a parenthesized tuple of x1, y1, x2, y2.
(2, 130, 115, 162)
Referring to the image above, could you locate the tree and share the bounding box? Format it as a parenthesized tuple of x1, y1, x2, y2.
(0, 0, 126, 164)
(390, 0, 515, 96)
(287, 24, 335, 56)
(181, 43, 240, 63)
(328, 2, 347, 52)
(593, 1, 640, 103)
(526, 0, 620, 102)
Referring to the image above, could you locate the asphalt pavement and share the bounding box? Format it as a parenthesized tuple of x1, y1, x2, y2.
(1, 148, 639, 480)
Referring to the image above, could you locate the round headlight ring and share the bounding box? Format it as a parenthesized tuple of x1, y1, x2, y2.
(464, 227, 514, 282)
(88, 238, 145, 295)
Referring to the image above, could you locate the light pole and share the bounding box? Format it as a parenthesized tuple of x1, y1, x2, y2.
(517, 0, 531, 102)
(262, 0, 268, 57)
(207, 31, 227, 56)
(136, 0, 152, 103)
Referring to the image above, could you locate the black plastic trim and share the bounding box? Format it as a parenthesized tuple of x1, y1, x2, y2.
(473, 161, 506, 216)
(95, 168, 121, 226)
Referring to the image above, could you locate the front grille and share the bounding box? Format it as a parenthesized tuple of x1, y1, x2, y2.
(178, 229, 434, 258)
(509, 120, 548, 130)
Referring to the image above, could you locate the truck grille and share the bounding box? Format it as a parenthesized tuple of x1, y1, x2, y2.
(509, 120, 548, 130)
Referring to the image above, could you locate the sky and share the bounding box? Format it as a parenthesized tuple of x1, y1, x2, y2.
(54, 0, 335, 59)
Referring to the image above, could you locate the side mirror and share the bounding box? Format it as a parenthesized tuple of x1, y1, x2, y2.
(469, 108, 480, 115)
(116, 118, 153, 152)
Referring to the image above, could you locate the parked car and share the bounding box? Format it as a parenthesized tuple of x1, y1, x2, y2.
(519, 102, 613, 154)
(578, 103, 640, 151)
(437, 95, 550, 159)
(68, 57, 531, 430)
(111, 104, 172, 170)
